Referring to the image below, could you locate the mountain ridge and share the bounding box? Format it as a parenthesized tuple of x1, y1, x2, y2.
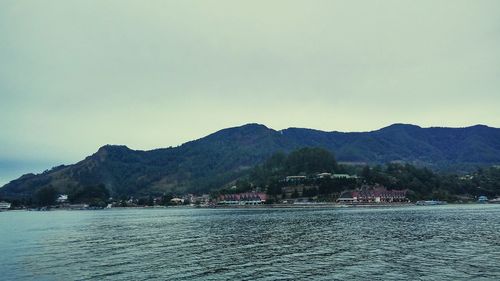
(1, 123, 500, 198)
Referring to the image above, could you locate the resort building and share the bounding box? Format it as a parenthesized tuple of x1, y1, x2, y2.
(337, 186, 408, 203)
(219, 192, 267, 205)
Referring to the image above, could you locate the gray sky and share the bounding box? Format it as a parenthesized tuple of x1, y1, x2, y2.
(1, 0, 500, 185)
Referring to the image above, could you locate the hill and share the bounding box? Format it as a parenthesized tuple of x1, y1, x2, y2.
(1, 123, 500, 198)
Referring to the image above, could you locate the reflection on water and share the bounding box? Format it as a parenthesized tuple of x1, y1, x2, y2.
(1, 205, 500, 280)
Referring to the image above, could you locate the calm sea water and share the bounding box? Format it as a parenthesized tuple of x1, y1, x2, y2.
(1, 205, 499, 280)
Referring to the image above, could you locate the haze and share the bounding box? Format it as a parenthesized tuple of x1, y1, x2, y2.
(1, 0, 499, 185)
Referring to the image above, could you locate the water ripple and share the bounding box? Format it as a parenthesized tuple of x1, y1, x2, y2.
(1, 205, 500, 280)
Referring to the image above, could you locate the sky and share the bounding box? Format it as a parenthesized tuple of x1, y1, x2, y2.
(1, 0, 500, 185)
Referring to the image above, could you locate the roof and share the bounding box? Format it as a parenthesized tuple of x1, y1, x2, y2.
(220, 192, 267, 201)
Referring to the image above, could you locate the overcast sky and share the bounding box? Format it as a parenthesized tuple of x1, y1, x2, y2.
(1, 0, 500, 185)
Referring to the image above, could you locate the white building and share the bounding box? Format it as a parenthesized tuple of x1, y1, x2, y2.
(57, 194, 68, 203)
(0, 201, 11, 210)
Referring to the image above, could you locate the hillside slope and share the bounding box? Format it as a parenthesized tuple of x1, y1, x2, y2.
(2, 123, 500, 198)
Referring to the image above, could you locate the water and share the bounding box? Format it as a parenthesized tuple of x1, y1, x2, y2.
(1, 205, 499, 280)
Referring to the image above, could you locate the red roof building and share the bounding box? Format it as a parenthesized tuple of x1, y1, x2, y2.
(219, 192, 267, 205)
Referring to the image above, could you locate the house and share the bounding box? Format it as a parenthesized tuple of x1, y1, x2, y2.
(478, 196, 488, 203)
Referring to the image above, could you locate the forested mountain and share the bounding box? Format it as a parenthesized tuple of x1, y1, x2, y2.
(226, 148, 500, 201)
(1, 123, 500, 198)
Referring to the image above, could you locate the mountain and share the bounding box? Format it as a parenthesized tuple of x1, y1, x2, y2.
(2, 123, 500, 198)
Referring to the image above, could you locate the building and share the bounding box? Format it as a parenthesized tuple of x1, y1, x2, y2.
(337, 192, 356, 203)
(219, 192, 267, 205)
(170, 198, 184, 204)
(316, 173, 332, 179)
(0, 201, 11, 210)
(337, 186, 408, 203)
(333, 174, 358, 179)
(314, 173, 358, 179)
(57, 194, 68, 203)
(285, 176, 307, 182)
(194, 194, 210, 205)
(185, 194, 210, 206)
(478, 196, 488, 203)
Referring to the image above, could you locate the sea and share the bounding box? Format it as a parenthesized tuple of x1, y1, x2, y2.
(1, 204, 499, 280)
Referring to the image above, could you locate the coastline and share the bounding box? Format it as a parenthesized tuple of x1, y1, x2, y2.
(4, 202, 497, 212)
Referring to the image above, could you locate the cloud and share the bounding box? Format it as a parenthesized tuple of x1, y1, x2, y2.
(1, 0, 499, 183)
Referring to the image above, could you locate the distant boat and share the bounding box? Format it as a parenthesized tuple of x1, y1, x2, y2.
(489, 198, 500, 204)
(0, 201, 11, 210)
(415, 200, 447, 206)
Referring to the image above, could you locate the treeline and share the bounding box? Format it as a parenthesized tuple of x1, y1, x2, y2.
(218, 148, 500, 201)
(3, 184, 190, 208)
(5, 184, 111, 208)
(360, 164, 500, 200)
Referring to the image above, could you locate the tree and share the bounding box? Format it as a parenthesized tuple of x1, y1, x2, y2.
(285, 147, 337, 175)
(34, 186, 58, 207)
(162, 193, 173, 206)
(69, 184, 110, 207)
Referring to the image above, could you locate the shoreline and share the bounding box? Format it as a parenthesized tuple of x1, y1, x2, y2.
(4, 202, 496, 212)
(208, 203, 416, 209)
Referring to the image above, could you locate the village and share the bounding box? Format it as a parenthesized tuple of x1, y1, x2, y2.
(3, 171, 500, 211)
(216, 172, 410, 207)
(52, 172, 412, 209)
(0, 175, 410, 210)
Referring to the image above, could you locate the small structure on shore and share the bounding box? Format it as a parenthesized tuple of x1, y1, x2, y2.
(170, 198, 184, 205)
(0, 201, 12, 210)
(478, 196, 488, 203)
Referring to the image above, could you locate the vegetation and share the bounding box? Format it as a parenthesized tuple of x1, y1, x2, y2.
(1, 123, 500, 200)
(220, 148, 500, 202)
(34, 185, 58, 207)
(69, 184, 110, 207)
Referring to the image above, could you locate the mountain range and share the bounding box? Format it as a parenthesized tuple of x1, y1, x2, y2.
(1, 123, 500, 198)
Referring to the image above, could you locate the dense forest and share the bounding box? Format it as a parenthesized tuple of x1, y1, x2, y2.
(3, 147, 500, 207)
(2, 123, 500, 200)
